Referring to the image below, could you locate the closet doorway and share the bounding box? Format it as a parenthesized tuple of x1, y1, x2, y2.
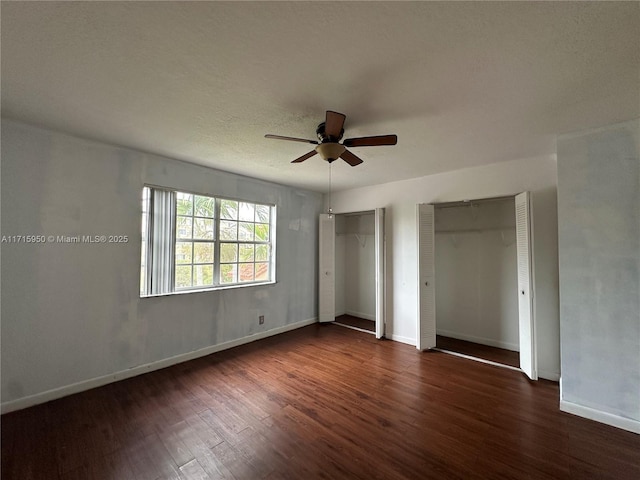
(334, 212, 376, 334)
(417, 193, 536, 379)
(318, 209, 385, 338)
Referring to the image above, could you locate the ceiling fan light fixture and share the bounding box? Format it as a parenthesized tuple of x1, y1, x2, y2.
(315, 142, 345, 162)
(265, 110, 396, 165)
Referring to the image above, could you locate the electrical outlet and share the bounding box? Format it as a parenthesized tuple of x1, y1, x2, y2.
(259, 315, 265, 325)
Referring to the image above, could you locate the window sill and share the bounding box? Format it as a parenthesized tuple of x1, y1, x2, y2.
(140, 280, 276, 298)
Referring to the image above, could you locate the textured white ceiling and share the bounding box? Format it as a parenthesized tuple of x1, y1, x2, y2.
(2, 1, 639, 192)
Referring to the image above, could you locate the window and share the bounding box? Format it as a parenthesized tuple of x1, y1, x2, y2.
(140, 186, 275, 296)
(175, 192, 215, 289)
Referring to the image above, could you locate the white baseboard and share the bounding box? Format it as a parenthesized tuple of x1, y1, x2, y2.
(538, 370, 560, 382)
(436, 329, 519, 352)
(389, 334, 415, 346)
(560, 399, 640, 435)
(1, 317, 318, 414)
(345, 310, 376, 322)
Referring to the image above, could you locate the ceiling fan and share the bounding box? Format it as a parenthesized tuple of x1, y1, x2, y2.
(265, 111, 397, 166)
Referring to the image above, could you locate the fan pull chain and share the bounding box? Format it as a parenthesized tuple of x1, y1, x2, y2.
(328, 162, 333, 217)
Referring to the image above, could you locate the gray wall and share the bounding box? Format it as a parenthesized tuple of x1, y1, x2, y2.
(1, 120, 323, 408)
(557, 119, 640, 429)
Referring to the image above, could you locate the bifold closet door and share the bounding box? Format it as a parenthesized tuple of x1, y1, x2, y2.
(319, 214, 335, 323)
(515, 192, 537, 380)
(375, 208, 385, 339)
(417, 204, 436, 350)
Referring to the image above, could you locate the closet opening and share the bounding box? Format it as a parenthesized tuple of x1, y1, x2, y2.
(318, 209, 385, 339)
(334, 211, 377, 334)
(416, 193, 535, 378)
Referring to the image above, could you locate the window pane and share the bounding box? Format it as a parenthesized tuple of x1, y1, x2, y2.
(175, 265, 192, 288)
(176, 216, 192, 239)
(194, 242, 214, 263)
(255, 244, 268, 262)
(220, 264, 237, 284)
(175, 242, 192, 264)
(193, 218, 214, 240)
(194, 195, 215, 218)
(220, 243, 238, 263)
(255, 204, 269, 223)
(255, 262, 269, 281)
(177, 193, 193, 215)
(220, 199, 238, 220)
(220, 220, 237, 240)
(238, 222, 254, 241)
(239, 244, 254, 262)
(239, 202, 255, 221)
(194, 265, 214, 287)
(255, 223, 269, 241)
(239, 263, 254, 282)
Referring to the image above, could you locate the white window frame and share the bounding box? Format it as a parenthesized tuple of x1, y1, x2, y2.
(140, 186, 276, 297)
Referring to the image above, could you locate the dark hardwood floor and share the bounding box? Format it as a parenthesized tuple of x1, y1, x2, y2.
(334, 314, 375, 332)
(2, 324, 639, 479)
(436, 335, 521, 368)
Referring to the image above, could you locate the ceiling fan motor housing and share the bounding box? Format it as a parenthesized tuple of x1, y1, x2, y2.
(316, 122, 344, 143)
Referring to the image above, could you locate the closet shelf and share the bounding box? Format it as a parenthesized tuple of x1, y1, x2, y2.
(436, 226, 515, 234)
(336, 233, 374, 236)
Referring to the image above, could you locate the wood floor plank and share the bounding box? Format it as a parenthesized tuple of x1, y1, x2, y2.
(335, 314, 375, 332)
(2, 324, 639, 480)
(436, 334, 521, 367)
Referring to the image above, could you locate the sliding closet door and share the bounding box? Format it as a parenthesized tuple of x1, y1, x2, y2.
(515, 192, 537, 380)
(417, 204, 436, 350)
(319, 213, 336, 323)
(375, 208, 385, 339)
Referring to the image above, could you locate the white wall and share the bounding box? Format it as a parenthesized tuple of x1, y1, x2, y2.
(557, 119, 640, 433)
(344, 214, 376, 320)
(435, 200, 519, 350)
(328, 155, 560, 380)
(335, 216, 346, 316)
(334, 213, 376, 320)
(0, 120, 323, 411)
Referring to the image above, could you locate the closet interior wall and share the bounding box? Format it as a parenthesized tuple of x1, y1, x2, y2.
(435, 199, 519, 351)
(334, 213, 376, 321)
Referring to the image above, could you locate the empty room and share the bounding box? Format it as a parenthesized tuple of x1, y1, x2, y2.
(1, 2, 639, 479)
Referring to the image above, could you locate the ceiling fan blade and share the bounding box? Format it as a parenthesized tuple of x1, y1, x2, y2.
(265, 134, 318, 145)
(343, 134, 397, 147)
(325, 111, 346, 138)
(340, 149, 364, 167)
(291, 150, 318, 163)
